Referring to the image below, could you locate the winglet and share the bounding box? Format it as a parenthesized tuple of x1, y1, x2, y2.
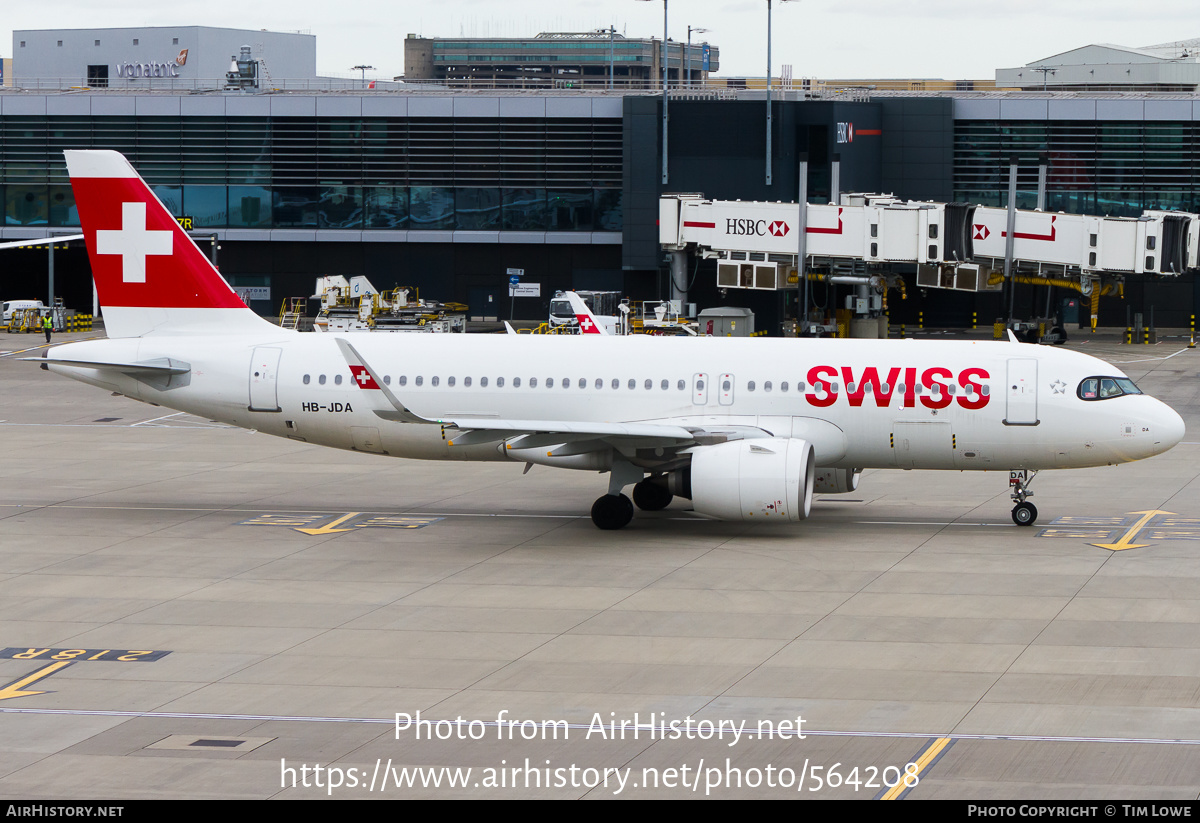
(334, 338, 435, 425)
(503, 321, 518, 335)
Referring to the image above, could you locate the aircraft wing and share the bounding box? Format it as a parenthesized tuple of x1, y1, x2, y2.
(377, 411, 773, 454)
(339, 337, 774, 454)
(435, 418, 696, 446)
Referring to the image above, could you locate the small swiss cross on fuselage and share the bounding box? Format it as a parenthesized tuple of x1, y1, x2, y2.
(95, 201, 174, 284)
(349, 365, 379, 389)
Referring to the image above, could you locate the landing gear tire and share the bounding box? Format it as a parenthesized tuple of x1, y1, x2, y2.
(632, 479, 673, 511)
(591, 493, 635, 530)
(1012, 501, 1038, 526)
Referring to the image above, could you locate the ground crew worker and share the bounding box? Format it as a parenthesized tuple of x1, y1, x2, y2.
(43, 314, 52, 343)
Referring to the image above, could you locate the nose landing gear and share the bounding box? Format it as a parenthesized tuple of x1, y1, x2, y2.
(1009, 470, 1038, 526)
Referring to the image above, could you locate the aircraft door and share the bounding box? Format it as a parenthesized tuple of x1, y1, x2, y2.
(893, 422, 954, 469)
(351, 426, 385, 454)
(718, 373, 735, 406)
(692, 373, 709, 405)
(1005, 358, 1039, 425)
(249, 346, 282, 412)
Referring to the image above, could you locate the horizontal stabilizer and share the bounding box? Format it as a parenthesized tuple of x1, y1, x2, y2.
(0, 235, 84, 250)
(22, 356, 191, 375)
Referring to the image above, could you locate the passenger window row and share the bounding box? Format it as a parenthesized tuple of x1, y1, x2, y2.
(744, 381, 989, 396)
(302, 374, 691, 391)
(299, 373, 991, 397)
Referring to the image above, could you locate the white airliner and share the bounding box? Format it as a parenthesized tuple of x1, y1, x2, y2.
(34, 150, 1186, 530)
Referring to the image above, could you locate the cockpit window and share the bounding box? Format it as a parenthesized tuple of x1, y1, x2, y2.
(1078, 376, 1142, 401)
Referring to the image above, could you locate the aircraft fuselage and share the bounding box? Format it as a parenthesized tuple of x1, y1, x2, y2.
(47, 332, 1183, 473)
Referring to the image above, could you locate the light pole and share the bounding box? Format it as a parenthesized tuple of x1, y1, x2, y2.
(687, 26, 709, 87)
(351, 64, 374, 89)
(1032, 66, 1055, 92)
(599, 26, 617, 89)
(765, 0, 798, 186)
(638, 0, 670, 184)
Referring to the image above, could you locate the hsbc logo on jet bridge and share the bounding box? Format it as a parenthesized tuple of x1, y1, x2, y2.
(726, 219, 790, 237)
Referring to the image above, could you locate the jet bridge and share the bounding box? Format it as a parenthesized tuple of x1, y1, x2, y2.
(660, 194, 1200, 290)
(661, 194, 962, 288)
(965, 207, 1199, 277)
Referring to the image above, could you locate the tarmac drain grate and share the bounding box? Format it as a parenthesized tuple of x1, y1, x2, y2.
(148, 735, 274, 753)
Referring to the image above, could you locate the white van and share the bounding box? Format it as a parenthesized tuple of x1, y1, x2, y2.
(2, 300, 45, 323)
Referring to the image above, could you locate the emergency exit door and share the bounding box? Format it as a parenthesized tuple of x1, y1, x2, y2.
(1005, 358, 1039, 425)
(249, 346, 282, 412)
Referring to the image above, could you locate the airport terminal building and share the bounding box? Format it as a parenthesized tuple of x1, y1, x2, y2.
(2, 27, 1199, 329)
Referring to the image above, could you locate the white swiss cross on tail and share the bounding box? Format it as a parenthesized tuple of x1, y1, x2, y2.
(96, 202, 173, 283)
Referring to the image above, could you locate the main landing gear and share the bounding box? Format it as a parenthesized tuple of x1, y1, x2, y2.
(591, 493, 634, 530)
(631, 477, 673, 511)
(590, 467, 674, 530)
(1009, 469, 1038, 526)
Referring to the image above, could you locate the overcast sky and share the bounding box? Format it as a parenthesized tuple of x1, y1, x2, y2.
(4, 1, 1199, 81)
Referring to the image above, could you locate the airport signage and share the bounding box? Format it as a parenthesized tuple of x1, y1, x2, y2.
(509, 283, 540, 297)
(233, 286, 270, 303)
(726, 218, 789, 238)
(115, 48, 188, 79)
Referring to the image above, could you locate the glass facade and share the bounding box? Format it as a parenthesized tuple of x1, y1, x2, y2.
(0, 114, 623, 231)
(955, 120, 1200, 216)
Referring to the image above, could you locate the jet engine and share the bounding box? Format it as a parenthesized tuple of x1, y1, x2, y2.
(813, 467, 861, 494)
(672, 438, 815, 522)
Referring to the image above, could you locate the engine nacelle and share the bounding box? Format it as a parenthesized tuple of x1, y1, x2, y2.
(687, 438, 815, 522)
(813, 467, 861, 494)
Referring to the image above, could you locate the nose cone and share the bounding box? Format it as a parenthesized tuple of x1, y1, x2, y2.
(1153, 401, 1186, 454)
